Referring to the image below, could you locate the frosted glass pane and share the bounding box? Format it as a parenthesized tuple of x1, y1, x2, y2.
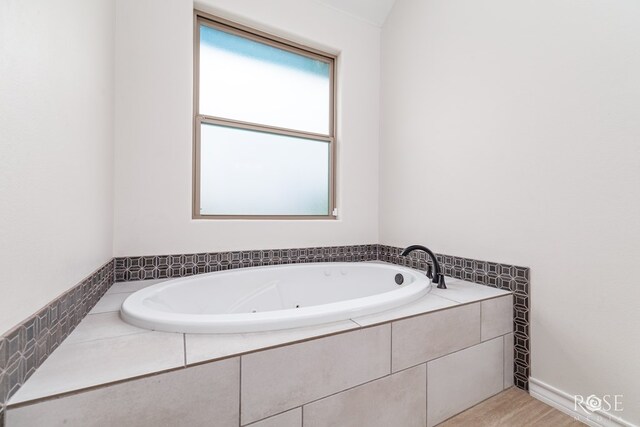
(200, 123, 330, 216)
(199, 24, 331, 135)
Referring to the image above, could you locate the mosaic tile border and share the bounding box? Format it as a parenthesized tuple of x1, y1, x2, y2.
(0, 260, 114, 420)
(114, 244, 379, 282)
(377, 245, 530, 390)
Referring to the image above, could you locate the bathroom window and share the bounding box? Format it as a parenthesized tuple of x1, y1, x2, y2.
(193, 12, 336, 219)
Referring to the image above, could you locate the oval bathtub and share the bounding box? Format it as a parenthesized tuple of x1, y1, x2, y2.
(120, 262, 431, 333)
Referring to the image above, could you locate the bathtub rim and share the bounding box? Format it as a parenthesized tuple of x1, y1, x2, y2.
(120, 262, 432, 334)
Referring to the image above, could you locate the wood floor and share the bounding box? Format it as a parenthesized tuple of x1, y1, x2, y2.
(438, 388, 584, 426)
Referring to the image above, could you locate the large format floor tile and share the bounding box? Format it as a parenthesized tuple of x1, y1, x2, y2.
(6, 358, 239, 427)
(391, 302, 480, 372)
(431, 279, 510, 303)
(8, 331, 184, 404)
(105, 279, 167, 295)
(303, 364, 427, 427)
(64, 312, 147, 345)
(248, 408, 301, 427)
(185, 320, 359, 365)
(352, 292, 457, 327)
(240, 324, 391, 425)
(481, 295, 513, 341)
(88, 292, 132, 314)
(427, 336, 504, 427)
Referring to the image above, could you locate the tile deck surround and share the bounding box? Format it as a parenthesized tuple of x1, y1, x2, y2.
(7, 276, 510, 407)
(113, 244, 530, 391)
(6, 277, 513, 427)
(0, 243, 531, 424)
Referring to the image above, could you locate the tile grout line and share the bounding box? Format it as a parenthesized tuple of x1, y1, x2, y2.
(242, 406, 303, 427)
(251, 365, 407, 423)
(502, 335, 505, 389)
(389, 321, 393, 374)
(182, 334, 187, 367)
(238, 355, 242, 427)
(6, 364, 192, 409)
(398, 334, 504, 375)
(425, 359, 429, 422)
(480, 299, 483, 343)
(300, 361, 428, 415)
(350, 295, 510, 331)
(64, 330, 150, 347)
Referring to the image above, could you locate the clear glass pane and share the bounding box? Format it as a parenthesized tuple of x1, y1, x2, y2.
(199, 24, 331, 135)
(199, 123, 330, 216)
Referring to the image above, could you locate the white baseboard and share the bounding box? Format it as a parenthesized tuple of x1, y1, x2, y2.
(529, 377, 637, 427)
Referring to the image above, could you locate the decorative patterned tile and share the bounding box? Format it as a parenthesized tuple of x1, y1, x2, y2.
(115, 245, 378, 282)
(0, 260, 114, 410)
(0, 339, 6, 373)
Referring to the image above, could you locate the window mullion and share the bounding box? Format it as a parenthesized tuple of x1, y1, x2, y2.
(198, 115, 333, 143)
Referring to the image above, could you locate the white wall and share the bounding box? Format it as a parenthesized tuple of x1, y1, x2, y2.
(0, 0, 115, 335)
(380, 0, 640, 423)
(113, 0, 381, 256)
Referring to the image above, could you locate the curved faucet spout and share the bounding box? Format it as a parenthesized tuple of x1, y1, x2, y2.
(400, 245, 447, 289)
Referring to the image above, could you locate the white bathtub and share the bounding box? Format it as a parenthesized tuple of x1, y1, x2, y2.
(120, 262, 431, 333)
